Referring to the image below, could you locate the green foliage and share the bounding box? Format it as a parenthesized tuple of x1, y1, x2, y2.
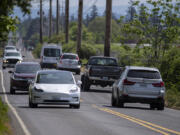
(33, 43, 43, 58)
(0, 97, 9, 135)
(0, 0, 31, 41)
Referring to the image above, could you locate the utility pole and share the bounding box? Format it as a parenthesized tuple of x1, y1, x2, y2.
(49, 0, 52, 39)
(40, 0, 43, 43)
(77, 0, 83, 56)
(104, 0, 112, 57)
(56, 0, 59, 35)
(65, 0, 69, 43)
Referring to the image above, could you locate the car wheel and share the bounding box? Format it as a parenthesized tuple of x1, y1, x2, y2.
(2, 66, 6, 69)
(70, 104, 80, 109)
(76, 70, 80, 75)
(82, 77, 90, 91)
(150, 103, 156, 110)
(29, 97, 38, 108)
(10, 86, 15, 94)
(111, 90, 116, 107)
(157, 102, 164, 110)
(116, 91, 124, 108)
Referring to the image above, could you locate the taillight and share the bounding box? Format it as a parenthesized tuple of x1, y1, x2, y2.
(123, 79, 136, 85)
(152, 82, 164, 87)
(76, 56, 79, 61)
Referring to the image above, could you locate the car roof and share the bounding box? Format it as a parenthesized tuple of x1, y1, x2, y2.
(16, 62, 40, 66)
(42, 44, 61, 49)
(90, 56, 117, 59)
(5, 50, 19, 53)
(37, 70, 71, 74)
(126, 66, 159, 72)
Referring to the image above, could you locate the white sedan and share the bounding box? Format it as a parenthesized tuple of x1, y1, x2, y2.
(29, 70, 81, 108)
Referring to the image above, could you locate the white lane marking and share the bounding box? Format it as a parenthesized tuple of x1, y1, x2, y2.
(0, 70, 31, 135)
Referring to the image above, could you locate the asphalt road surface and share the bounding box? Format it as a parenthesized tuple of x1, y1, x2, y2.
(0, 50, 180, 135)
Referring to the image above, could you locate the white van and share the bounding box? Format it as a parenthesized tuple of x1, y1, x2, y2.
(40, 43, 62, 68)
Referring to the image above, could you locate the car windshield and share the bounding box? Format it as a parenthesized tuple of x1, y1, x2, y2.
(62, 54, 77, 59)
(89, 58, 118, 66)
(44, 48, 60, 57)
(127, 70, 161, 79)
(5, 52, 20, 57)
(15, 64, 41, 73)
(36, 72, 74, 84)
(5, 47, 16, 50)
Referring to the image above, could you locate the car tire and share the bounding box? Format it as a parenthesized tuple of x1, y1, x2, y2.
(150, 103, 156, 110)
(157, 102, 164, 110)
(82, 77, 90, 91)
(70, 104, 80, 109)
(76, 70, 80, 75)
(111, 90, 116, 107)
(10, 86, 15, 94)
(2, 66, 6, 69)
(29, 97, 38, 108)
(116, 91, 124, 108)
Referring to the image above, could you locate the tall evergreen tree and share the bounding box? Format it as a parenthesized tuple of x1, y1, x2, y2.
(89, 5, 98, 22)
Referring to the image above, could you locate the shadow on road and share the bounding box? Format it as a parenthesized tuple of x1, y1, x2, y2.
(103, 105, 151, 110)
(0, 92, 28, 95)
(82, 88, 111, 94)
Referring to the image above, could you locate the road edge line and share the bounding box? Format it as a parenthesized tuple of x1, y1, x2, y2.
(0, 70, 31, 135)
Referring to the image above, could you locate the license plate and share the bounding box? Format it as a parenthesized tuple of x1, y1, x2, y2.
(102, 77, 108, 81)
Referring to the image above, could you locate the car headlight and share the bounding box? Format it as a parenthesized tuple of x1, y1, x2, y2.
(34, 87, 44, 92)
(70, 87, 78, 93)
(18, 60, 22, 63)
(3, 60, 8, 63)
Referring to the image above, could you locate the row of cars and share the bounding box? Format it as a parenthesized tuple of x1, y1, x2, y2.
(2, 44, 166, 110)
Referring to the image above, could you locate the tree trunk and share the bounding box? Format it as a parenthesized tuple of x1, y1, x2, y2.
(77, 0, 83, 56)
(65, 0, 69, 43)
(56, 0, 59, 35)
(104, 0, 112, 57)
(40, 0, 43, 43)
(49, 0, 52, 39)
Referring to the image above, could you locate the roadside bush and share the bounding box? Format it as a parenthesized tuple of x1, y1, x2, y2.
(32, 43, 42, 58)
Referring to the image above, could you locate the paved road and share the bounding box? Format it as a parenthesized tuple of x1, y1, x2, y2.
(0, 50, 180, 135)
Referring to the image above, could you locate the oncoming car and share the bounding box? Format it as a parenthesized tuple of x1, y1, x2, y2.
(112, 66, 165, 110)
(29, 70, 81, 108)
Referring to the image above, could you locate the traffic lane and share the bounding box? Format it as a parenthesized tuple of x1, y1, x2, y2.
(75, 74, 180, 133)
(1, 69, 161, 135)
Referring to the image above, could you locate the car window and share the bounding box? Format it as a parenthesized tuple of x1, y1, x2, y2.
(44, 48, 60, 57)
(127, 70, 161, 79)
(5, 52, 20, 57)
(36, 72, 74, 84)
(5, 47, 16, 50)
(89, 58, 118, 66)
(15, 64, 41, 73)
(62, 54, 77, 59)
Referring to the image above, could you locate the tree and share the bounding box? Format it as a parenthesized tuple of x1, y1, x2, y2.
(89, 5, 98, 22)
(125, 0, 137, 22)
(0, 0, 31, 41)
(121, 0, 180, 65)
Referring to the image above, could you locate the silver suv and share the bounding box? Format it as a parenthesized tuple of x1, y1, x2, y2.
(112, 66, 165, 110)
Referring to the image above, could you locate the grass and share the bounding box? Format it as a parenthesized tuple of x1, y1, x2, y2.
(0, 97, 11, 135)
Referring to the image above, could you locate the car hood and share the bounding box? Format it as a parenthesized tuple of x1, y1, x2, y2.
(14, 73, 36, 78)
(3, 56, 22, 60)
(34, 84, 79, 93)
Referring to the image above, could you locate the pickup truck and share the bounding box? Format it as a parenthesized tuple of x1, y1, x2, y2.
(81, 56, 122, 91)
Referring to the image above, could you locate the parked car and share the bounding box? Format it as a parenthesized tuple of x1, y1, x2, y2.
(40, 44, 62, 68)
(2, 51, 23, 69)
(57, 53, 81, 74)
(81, 56, 122, 91)
(9, 62, 41, 94)
(111, 66, 165, 110)
(29, 70, 81, 108)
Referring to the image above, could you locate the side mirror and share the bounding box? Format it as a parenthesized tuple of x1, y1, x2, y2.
(8, 70, 13, 74)
(77, 80, 82, 86)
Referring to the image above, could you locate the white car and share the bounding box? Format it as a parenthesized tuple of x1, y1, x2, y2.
(112, 66, 165, 110)
(29, 70, 81, 108)
(2, 51, 23, 69)
(4, 46, 17, 53)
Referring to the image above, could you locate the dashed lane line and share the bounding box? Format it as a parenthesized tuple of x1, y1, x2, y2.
(0, 70, 31, 135)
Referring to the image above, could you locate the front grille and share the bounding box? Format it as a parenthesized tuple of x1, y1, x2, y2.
(7, 59, 19, 64)
(44, 100, 69, 103)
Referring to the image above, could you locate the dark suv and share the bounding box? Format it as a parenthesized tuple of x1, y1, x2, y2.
(81, 56, 122, 91)
(9, 62, 41, 94)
